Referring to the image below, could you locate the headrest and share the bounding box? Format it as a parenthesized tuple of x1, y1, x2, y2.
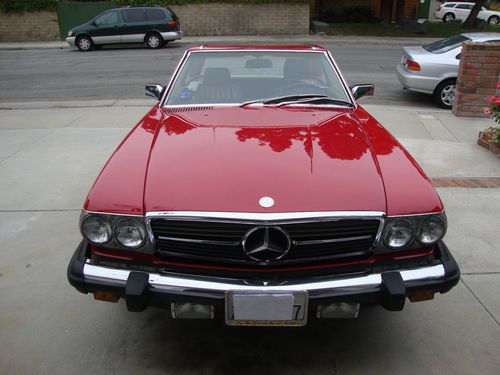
(203, 67, 231, 85)
(283, 59, 311, 81)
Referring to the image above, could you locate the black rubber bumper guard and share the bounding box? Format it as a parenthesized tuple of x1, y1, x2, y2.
(68, 240, 460, 313)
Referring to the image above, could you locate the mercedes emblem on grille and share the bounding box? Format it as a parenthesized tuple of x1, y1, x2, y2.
(242, 226, 291, 262)
(259, 196, 274, 208)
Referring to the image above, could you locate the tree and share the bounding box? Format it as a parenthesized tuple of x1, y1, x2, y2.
(463, 0, 487, 29)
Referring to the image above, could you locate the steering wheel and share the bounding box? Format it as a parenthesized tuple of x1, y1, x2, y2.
(280, 82, 327, 96)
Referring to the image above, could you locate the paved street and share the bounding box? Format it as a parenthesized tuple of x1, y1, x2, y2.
(0, 36, 499, 375)
(0, 36, 437, 107)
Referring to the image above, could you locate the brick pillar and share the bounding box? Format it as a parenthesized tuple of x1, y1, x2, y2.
(453, 41, 500, 118)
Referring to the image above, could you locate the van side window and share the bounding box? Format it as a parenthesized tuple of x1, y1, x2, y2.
(95, 11, 118, 26)
(122, 9, 147, 23)
(145, 9, 168, 21)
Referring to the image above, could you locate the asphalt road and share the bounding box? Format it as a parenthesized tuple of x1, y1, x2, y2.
(0, 40, 436, 107)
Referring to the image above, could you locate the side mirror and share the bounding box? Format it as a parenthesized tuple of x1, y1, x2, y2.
(145, 84, 165, 100)
(351, 84, 374, 100)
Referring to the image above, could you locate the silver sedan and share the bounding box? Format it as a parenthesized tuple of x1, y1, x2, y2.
(396, 32, 500, 109)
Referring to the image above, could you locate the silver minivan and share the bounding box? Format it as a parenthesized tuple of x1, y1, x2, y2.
(396, 32, 500, 108)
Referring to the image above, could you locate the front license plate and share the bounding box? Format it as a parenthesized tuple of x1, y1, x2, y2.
(225, 291, 308, 326)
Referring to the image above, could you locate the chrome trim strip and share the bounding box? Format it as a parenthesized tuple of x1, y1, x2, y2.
(83, 263, 445, 293)
(146, 211, 385, 221)
(82, 209, 143, 218)
(157, 235, 240, 246)
(292, 235, 373, 246)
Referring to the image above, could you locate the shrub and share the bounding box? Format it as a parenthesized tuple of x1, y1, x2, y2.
(319, 5, 377, 24)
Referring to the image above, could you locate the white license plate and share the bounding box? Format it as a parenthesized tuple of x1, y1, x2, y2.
(225, 291, 308, 326)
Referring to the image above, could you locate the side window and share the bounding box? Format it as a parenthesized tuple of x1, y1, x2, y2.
(95, 11, 118, 26)
(145, 9, 168, 21)
(122, 9, 147, 23)
(444, 3, 457, 8)
(456, 4, 473, 10)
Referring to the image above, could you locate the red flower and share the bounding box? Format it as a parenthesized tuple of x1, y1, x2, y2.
(483, 107, 492, 115)
(496, 97, 500, 105)
(489, 95, 496, 103)
(497, 81, 500, 89)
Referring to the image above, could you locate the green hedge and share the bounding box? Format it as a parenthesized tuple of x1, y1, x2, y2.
(1, 0, 309, 13)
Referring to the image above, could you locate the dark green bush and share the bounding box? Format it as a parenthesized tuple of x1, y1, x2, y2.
(320, 5, 378, 24)
(0, 0, 57, 12)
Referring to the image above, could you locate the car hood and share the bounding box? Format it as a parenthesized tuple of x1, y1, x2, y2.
(143, 106, 387, 213)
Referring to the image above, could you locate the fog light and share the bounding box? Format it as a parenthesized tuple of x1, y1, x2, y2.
(171, 302, 214, 319)
(93, 291, 119, 303)
(317, 302, 360, 319)
(409, 290, 435, 302)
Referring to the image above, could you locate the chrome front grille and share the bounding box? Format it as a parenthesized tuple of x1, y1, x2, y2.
(149, 216, 382, 266)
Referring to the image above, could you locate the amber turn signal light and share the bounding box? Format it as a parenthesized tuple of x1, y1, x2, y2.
(93, 291, 119, 303)
(409, 290, 435, 302)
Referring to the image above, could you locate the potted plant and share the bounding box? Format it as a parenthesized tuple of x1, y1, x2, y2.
(479, 81, 500, 156)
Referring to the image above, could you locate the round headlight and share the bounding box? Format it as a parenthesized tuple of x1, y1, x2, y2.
(384, 219, 414, 248)
(81, 215, 111, 244)
(114, 219, 146, 248)
(417, 216, 446, 245)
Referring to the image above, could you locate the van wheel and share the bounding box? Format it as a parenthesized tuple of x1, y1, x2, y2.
(488, 15, 499, 25)
(146, 33, 163, 49)
(443, 13, 455, 22)
(76, 35, 93, 52)
(434, 79, 456, 109)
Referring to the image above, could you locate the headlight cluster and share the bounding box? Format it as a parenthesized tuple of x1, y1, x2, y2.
(81, 213, 147, 249)
(382, 213, 447, 249)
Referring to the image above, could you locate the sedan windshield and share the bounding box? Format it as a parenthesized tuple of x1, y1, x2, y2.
(166, 51, 350, 105)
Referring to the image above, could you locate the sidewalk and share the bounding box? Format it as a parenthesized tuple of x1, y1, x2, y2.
(0, 35, 440, 51)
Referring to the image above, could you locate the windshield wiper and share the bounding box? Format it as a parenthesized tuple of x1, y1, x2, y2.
(239, 94, 328, 107)
(277, 97, 354, 107)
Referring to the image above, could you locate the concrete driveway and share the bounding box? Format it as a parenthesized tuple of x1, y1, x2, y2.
(0, 100, 499, 375)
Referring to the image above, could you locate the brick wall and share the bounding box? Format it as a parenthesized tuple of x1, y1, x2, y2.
(453, 41, 500, 117)
(169, 3, 310, 36)
(0, 3, 309, 41)
(0, 11, 60, 42)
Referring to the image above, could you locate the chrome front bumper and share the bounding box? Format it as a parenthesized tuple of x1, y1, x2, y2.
(68, 240, 460, 313)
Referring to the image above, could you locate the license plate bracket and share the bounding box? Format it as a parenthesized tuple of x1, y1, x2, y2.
(225, 291, 308, 327)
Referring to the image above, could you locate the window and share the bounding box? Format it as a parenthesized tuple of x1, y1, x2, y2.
(456, 4, 473, 9)
(423, 34, 470, 54)
(444, 3, 457, 8)
(145, 9, 168, 21)
(167, 51, 350, 105)
(95, 11, 118, 26)
(122, 9, 146, 23)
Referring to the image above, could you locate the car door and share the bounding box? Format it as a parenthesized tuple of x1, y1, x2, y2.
(89, 10, 122, 44)
(454, 3, 473, 21)
(120, 8, 148, 43)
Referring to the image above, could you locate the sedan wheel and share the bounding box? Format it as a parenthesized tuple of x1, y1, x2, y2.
(443, 13, 455, 22)
(434, 80, 456, 109)
(488, 15, 499, 25)
(76, 36, 93, 52)
(146, 33, 162, 49)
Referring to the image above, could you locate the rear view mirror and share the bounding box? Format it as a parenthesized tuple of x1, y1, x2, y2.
(351, 84, 374, 100)
(245, 58, 273, 69)
(145, 84, 164, 100)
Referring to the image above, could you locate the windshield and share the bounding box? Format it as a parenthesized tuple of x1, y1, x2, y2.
(423, 34, 470, 54)
(166, 51, 350, 105)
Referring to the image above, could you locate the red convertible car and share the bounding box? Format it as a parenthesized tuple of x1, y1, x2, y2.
(68, 45, 459, 326)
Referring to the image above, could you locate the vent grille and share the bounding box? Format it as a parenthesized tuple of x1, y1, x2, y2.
(150, 218, 381, 266)
(165, 106, 214, 113)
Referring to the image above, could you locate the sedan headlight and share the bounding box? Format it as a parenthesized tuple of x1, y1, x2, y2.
(114, 219, 146, 248)
(383, 219, 414, 248)
(68, 30, 74, 37)
(81, 215, 112, 244)
(417, 216, 446, 245)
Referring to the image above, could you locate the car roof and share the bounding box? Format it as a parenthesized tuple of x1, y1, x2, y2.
(461, 32, 500, 40)
(187, 45, 328, 52)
